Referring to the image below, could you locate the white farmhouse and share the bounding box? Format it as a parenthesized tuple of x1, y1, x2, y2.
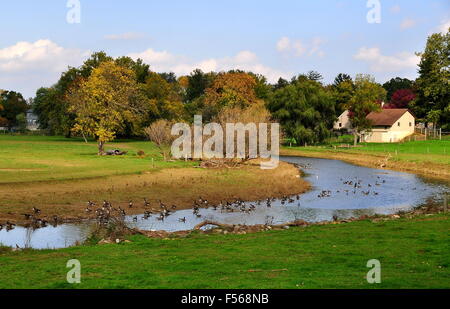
(363, 109, 415, 143)
(333, 110, 352, 132)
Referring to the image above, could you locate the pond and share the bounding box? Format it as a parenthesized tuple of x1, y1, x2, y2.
(0, 156, 447, 249)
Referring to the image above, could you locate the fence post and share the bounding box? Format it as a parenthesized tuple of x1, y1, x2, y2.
(440, 128, 442, 140)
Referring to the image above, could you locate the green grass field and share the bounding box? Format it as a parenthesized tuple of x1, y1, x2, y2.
(0, 135, 193, 183)
(284, 137, 450, 166)
(0, 213, 448, 289)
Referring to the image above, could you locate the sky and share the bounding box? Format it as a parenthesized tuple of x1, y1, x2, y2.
(0, 0, 449, 98)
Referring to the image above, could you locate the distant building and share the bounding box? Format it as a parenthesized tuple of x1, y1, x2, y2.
(363, 109, 415, 143)
(26, 109, 39, 131)
(333, 110, 353, 132)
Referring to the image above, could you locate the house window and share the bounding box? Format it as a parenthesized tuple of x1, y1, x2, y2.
(339, 123, 342, 128)
(409, 122, 412, 127)
(398, 122, 401, 127)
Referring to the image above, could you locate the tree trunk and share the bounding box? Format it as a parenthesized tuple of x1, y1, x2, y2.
(98, 141, 105, 156)
(82, 132, 88, 143)
(353, 132, 358, 146)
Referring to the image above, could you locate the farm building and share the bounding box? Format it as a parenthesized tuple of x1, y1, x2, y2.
(333, 110, 352, 132)
(362, 109, 415, 143)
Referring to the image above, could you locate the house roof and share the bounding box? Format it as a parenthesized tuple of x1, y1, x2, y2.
(366, 109, 412, 126)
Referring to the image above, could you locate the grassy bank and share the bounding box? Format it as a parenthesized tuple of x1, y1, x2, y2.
(0, 213, 448, 289)
(0, 136, 308, 223)
(281, 137, 450, 183)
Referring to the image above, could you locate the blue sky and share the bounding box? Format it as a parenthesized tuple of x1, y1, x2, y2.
(0, 0, 449, 98)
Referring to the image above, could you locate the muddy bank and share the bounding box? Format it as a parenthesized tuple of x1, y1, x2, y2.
(0, 161, 309, 224)
(115, 200, 450, 241)
(281, 148, 450, 184)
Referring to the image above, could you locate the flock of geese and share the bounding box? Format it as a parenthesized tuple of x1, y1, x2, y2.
(0, 175, 390, 232)
(0, 206, 59, 231)
(88, 195, 303, 225)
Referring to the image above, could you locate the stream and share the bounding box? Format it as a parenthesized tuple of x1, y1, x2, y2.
(0, 156, 447, 249)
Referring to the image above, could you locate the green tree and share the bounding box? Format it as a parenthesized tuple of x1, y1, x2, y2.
(332, 74, 355, 115)
(347, 75, 386, 145)
(0, 91, 28, 130)
(142, 72, 184, 122)
(15, 113, 27, 132)
(185, 69, 216, 103)
(273, 77, 289, 91)
(115, 56, 150, 83)
(414, 28, 450, 129)
(267, 78, 337, 145)
(67, 61, 150, 155)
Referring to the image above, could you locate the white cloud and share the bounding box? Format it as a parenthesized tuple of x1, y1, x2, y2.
(128, 49, 290, 83)
(390, 5, 401, 13)
(293, 41, 306, 56)
(0, 39, 89, 97)
(276, 36, 325, 58)
(104, 32, 145, 40)
(127, 48, 176, 64)
(353, 47, 420, 72)
(437, 19, 450, 34)
(276, 37, 291, 52)
(400, 18, 417, 30)
(0, 39, 87, 72)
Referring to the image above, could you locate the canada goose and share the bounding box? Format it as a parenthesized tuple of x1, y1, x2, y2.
(0, 223, 3, 230)
(171, 205, 177, 210)
(332, 215, 338, 222)
(129, 201, 133, 208)
(6, 221, 16, 230)
(178, 217, 186, 223)
(132, 216, 138, 222)
(85, 207, 92, 213)
(22, 213, 33, 220)
(32, 207, 41, 214)
(144, 198, 150, 207)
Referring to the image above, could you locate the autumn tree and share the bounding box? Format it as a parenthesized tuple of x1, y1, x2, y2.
(382, 77, 414, 101)
(144, 119, 174, 160)
(67, 61, 149, 155)
(385, 89, 416, 109)
(215, 102, 272, 160)
(203, 72, 259, 120)
(33, 53, 115, 137)
(347, 75, 386, 145)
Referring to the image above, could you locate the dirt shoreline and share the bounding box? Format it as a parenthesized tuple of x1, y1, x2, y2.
(281, 148, 450, 184)
(0, 161, 309, 225)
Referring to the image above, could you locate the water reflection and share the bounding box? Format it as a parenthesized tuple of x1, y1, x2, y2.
(0, 156, 446, 249)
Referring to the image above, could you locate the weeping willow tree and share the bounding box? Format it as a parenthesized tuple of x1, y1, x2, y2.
(267, 77, 337, 146)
